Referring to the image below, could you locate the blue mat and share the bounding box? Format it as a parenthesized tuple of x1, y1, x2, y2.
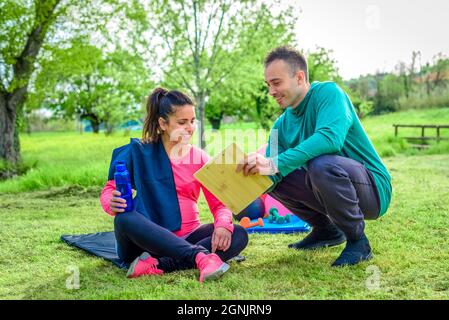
(245, 215, 311, 234)
(61, 231, 247, 269)
(61, 232, 129, 270)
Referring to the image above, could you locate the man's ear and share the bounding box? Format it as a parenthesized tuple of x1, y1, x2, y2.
(295, 70, 306, 86)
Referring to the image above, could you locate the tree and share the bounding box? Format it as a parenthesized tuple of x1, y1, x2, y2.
(307, 47, 343, 85)
(429, 53, 449, 92)
(0, 0, 123, 173)
(202, 19, 295, 131)
(1, 0, 62, 171)
(146, 0, 296, 149)
(28, 40, 151, 134)
(374, 74, 404, 113)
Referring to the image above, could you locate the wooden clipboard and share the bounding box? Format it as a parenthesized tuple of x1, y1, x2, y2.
(194, 143, 273, 215)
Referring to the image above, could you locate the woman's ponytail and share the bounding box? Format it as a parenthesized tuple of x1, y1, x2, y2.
(142, 87, 168, 143)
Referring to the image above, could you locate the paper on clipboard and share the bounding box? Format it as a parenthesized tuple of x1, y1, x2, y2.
(193, 143, 274, 215)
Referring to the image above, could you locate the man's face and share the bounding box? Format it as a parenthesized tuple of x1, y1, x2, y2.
(264, 59, 306, 109)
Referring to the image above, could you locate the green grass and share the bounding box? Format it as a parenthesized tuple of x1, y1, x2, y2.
(0, 154, 448, 299)
(362, 108, 449, 157)
(1, 108, 449, 299)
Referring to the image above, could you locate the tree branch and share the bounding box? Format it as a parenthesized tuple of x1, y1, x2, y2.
(10, 0, 61, 109)
(209, 7, 266, 91)
(180, 1, 196, 58)
(157, 21, 197, 96)
(192, 0, 201, 85)
(200, 2, 219, 57)
(194, 0, 201, 55)
(204, 0, 227, 82)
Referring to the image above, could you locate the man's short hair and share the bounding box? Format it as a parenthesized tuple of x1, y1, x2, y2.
(264, 46, 309, 82)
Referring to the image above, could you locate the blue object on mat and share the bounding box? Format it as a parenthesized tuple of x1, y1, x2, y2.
(61, 232, 129, 270)
(245, 215, 311, 234)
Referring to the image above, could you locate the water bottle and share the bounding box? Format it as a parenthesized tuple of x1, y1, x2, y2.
(114, 161, 134, 212)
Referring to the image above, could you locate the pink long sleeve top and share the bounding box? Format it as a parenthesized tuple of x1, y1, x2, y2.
(100, 145, 234, 237)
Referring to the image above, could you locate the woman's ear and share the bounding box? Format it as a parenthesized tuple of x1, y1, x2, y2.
(158, 117, 167, 132)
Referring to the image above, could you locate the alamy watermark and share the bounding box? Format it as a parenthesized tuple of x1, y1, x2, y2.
(365, 5, 381, 30)
(66, 265, 80, 290)
(365, 265, 381, 291)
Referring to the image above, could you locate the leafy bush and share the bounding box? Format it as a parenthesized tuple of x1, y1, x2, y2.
(397, 92, 449, 110)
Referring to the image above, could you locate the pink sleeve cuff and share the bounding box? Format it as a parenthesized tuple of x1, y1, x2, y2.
(213, 209, 235, 234)
(100, 180, 117, 216)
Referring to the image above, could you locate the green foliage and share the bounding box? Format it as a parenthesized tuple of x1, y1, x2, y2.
(307, 47, 343, 84)
(397, 92, 449, 111)
(27, 39, 151, 133)
(149, 0, 297, 147)
(350, 94, 374, 119)
(0, 0, 35, 68)
(374, 74, 405, 113)
(349, 53, 449, 115)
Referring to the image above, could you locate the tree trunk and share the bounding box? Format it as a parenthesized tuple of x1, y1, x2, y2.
(209, 116, 222, 131)
(91, 118, 101, 134)
(196, 94, 207, 149)
(105, 121, 114, 135)
(81, 113, 101, 133)
(0, 0, 61, 168)
(0, 93, 21, 167)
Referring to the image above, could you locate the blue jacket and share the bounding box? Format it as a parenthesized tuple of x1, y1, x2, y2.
(107, 138, 182, 231)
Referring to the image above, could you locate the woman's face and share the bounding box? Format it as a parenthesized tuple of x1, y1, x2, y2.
(158, 104, 197, 144)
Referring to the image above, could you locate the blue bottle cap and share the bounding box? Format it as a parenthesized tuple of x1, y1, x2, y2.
(115, 162, 127, 172)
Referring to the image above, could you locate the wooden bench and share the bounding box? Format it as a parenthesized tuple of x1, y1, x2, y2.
(393, 124, 449, 149)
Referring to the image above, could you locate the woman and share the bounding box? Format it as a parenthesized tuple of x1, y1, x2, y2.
(100, 88, 248, 282)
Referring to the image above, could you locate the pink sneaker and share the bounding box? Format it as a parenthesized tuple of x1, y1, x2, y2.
(126, 252, 164, 278)
(195, 252, 230, 282)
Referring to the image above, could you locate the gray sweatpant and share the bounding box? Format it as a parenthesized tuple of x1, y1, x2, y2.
(269, 154, 380, 241)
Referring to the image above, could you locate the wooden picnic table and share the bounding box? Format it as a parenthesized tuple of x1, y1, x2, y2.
(393, 124, 449, 148)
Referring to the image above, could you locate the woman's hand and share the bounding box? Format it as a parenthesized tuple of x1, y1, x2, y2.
(211, 227, 232, 253)
(109, 189, 135, 213)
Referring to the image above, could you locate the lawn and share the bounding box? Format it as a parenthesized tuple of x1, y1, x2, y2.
(0, 108, 449, 299)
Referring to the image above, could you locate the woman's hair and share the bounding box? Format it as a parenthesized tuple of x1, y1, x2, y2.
(142, 87, 194, 143)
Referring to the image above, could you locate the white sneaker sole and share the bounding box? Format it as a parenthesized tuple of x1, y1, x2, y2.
(126, 252, 152, 278)
(202, 263, 230, 282)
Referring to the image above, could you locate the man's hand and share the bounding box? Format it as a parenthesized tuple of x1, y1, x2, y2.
(235, 152, 279, 176)
(211, 227, 232, 253)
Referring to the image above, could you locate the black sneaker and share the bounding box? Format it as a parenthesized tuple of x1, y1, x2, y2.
(332, 233, 373, 267)
(288, 223, 346, 250)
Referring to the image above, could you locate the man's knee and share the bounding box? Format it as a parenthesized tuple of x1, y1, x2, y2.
(307, 155, 340, 185)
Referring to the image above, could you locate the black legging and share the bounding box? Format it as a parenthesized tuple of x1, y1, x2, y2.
(114, 210, 249, 272)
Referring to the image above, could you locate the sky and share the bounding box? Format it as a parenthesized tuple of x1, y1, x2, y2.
(291, 0, 449, 79)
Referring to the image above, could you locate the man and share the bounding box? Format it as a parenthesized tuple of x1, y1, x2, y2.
(236, 46, 392, 267)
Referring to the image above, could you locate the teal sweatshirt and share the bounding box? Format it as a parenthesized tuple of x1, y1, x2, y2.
(266, 81, 392, 216)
